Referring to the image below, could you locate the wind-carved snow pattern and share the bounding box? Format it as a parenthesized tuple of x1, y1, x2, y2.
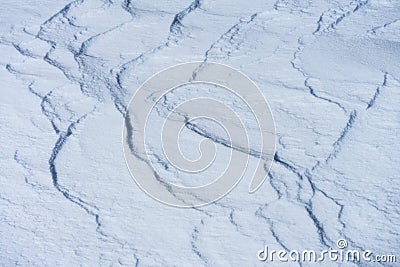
(0, 0, 399, 266)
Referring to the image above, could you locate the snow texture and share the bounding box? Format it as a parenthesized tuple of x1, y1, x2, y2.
(0, 0, 399, 266)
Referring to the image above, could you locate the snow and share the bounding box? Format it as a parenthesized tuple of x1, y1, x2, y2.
(0, 0, 399, 266)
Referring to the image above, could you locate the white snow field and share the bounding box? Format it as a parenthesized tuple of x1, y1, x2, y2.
(0, 0, 399, 266)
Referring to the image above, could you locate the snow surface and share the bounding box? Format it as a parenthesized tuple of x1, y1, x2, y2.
(0, 0, 399, 266)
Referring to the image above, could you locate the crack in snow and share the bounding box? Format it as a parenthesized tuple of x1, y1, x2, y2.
(313, 0, 369, 35)
(366, 72, 388, 110)
(191, 219, 209, 266)
(368, 18, 400, 35)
